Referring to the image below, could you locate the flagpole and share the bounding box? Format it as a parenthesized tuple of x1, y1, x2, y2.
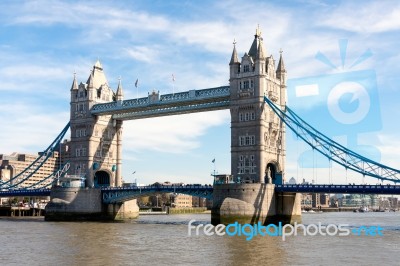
(172, 74, 175, 95)
(212, 158, 216, 184)
(135, 78, 138, 98)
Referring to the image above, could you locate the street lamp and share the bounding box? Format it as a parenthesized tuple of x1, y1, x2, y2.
(132, 171, 136, 185)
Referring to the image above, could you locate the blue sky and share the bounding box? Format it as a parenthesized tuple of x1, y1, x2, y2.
(1, 0, 400, 185)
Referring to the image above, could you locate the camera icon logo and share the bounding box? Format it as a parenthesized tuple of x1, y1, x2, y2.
(287, 40, 382, 168)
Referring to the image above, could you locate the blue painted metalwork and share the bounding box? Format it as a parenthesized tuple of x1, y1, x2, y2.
(4, 184, 400, 200)
(276, 184, 400, 195)
(264, 96, 400, 183)
(24, 163, 71, 189)
(101, 185, 213, 204)
(91, 86, 230, 120)
(0, 123, 70, 189)
(0, 188, 51, 197)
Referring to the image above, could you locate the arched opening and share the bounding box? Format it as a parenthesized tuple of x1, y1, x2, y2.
(265, 163, 283, 184)
(265, 163, 277, 184)
(94, 170, 110, 187)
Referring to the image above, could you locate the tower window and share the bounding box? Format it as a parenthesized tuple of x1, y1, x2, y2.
(239, 135, 256, 146)
(244, 65, 250, 72)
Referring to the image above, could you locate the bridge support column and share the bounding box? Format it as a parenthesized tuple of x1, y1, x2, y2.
(211, 183, 301, 225)
(106, 199, 139, 220)
(115, 120, 123, 187)
(45, 187, 139, 221)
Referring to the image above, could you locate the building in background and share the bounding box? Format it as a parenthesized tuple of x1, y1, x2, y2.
(338, 194, 379, 209)
(170, 194, 192, 208)
(0, 152, 60, 188)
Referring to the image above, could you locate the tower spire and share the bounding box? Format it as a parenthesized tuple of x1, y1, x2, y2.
(230, 39, 239, 65)
(276, 49, 286, 74)
(70, 71, 78, 91)
(87, 70, 94, 89)
(116, 76, 124, 101)
(256, 37, 265, 60)
(248, 25, 262, 58)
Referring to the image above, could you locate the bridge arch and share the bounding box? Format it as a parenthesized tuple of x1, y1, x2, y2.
(94, 169, 113, 187)
(265, 161, 282, 184)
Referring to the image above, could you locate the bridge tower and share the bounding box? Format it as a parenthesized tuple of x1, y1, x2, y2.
(45, 61, 138, 221)
(229, 28, 286, 184)
(212, 28, 300, 225)
(68, 61, 123, 188)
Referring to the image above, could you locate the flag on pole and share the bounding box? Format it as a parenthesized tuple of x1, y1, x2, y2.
(212, 158, 215, 163)
(172, 74, 175, 82)
(135, 79, 138, 88)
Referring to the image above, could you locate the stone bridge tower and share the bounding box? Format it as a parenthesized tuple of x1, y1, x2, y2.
(229, 28, 286, 184)
(67, 60, 123, 188)
(46, 61, 138, 221)
(212, 28, 300, 226)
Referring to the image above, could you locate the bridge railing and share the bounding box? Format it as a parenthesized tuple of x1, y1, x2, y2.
(91, 86, 230, 114)
(101, 184, 214, 204)
(275, 184, 400, 194)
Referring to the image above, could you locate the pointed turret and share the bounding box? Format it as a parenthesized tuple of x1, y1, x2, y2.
(116, 78, 124, 102)
(229, 39, 240, 78)
(276, 49, 286, 81)
(87, 59, 109, 89)
(94, 59, 103, 71)
(230, 40, 239, 65)
(248, 26, 262, 58)
(256, 37, 265, 60)
(70, 72, 78, 91)
(276, 50, 286, 73)
(87, 71, 94, 89)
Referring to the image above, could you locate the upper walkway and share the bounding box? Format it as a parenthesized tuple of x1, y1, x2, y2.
(91, 86, 230, 120)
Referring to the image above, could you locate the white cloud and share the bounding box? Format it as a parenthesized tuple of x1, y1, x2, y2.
(123, 110, 230, 154)
(0, 103, 69, 154)
(9, 1, 170, 31)
(376, 134, 400, 169)
(319, 2, 400, 33)
(124, 46, 160, 63)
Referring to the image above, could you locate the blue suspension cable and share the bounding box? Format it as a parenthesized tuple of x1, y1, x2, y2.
(264, 96, 400, 183)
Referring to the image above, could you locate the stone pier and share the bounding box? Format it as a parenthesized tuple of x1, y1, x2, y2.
(45, 187, 139, 221)
(211, 183, 301, 225)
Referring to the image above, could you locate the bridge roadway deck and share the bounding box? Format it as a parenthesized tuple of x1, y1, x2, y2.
(275, 184, 400, 194)
(101, 185, 214, 204)
(0, 189, 51, 197)
(1, 184, 399, 201)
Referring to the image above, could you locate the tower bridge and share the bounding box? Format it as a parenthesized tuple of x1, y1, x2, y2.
(2, 27, 400, 223)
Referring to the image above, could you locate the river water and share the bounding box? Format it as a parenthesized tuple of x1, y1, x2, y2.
(0, 212, 399, 266)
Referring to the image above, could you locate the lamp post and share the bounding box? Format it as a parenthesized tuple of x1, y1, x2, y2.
(132, 171, 136, 185)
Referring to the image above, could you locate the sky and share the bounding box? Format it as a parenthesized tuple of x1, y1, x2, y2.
(0, 0, 400, 185)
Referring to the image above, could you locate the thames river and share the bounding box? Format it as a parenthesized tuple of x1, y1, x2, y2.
(0, 212, 399, 266)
